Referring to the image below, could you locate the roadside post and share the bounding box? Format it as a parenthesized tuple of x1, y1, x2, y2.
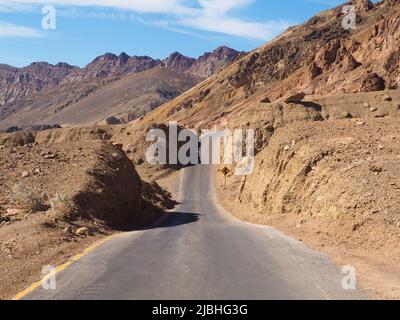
(219, 166, 232, 188)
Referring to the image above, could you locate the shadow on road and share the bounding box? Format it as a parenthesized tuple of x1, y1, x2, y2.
(153, 211, 201, 229)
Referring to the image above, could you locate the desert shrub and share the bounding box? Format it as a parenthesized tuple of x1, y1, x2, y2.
(9, 183, 48, 212)
(48, 193, 75, 221)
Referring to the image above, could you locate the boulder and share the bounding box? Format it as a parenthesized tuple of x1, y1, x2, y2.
(5, 126, 21, 133)
(105, 116, 122, 125)
(361, 73, 385, 92)
(75, 227, 90, 236)
(284, 92, 306, 103)
(382, 94, 392, 102)
(21, 171, 30, 178)
(260, 96, 271, 103)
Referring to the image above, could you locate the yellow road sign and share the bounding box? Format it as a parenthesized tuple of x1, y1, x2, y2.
(219, 166, 232, 188)
(220, 166, 231, 176)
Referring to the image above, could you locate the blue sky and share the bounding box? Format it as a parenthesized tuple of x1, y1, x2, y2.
(0, 0, 349, 68)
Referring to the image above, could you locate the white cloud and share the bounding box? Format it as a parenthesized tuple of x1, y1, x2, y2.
(175, 0, 292, 40)
(179, 16, 291, 40)
(0, 22, 42, 37)
(198, 0, 253, 16)
(0, 0, 293, 40)
(0, 0, 192, 14)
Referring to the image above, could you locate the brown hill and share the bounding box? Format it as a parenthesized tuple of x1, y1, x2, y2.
(0, 47, 241, 129)
(141, 0, 400, 128)
(67, 53, 160, 81)
(163, 52, 196, 74)
(163, 46, 243, 78)
(0, 62, 79, 106)
(188, 46, 244, 78)
(43, 67, 200, 126)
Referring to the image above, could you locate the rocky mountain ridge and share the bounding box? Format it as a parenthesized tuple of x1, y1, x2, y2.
(141, 0, 400, 128)
(0, 46, 241, 108)
(0, 46, 241, 128)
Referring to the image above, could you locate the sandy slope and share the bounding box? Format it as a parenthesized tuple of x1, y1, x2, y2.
(214, 117, 400, 299)
(0, 138, 171, 299)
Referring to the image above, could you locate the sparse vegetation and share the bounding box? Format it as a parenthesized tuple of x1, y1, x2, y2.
(9, 183, 48, 212)
(48, 193, 75, 221)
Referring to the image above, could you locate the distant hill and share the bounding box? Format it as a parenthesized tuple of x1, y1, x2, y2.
(0, 46, 241, 129)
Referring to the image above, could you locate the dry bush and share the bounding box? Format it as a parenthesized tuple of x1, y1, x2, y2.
(9, 183, 48, 212)
(48, 193, 75, 221)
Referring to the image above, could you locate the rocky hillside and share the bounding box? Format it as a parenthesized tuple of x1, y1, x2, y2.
(0, 62, 79, 106)
(0, 47, 241, 129)
(142, 0, 400, 128)
(163, 46, 242, 78)
(6, 67, 200, 127)
(163, 52, 196, 74)
(215, 114, 400, 299)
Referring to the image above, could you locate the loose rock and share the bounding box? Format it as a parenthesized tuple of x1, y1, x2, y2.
(21, 171, 30, 178)
(382, 94, 392, 102)
(370, 107, 378, 112)
(6, 208, 25, 216)
(75, 227, 90, 236)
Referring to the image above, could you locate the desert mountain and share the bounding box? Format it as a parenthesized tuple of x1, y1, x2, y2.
(163, 46, 243, 78)
(0, 46, 240, 129)
(65, 53, 160, 82)
(162, 52, 196, 74)
(0, 62, 79, 106)
(142, 0, 400, 128)
(8, 67, 200, 127)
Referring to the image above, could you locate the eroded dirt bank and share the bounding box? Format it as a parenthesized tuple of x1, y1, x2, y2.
(0, 136, 172, 299)
(215, 117, 400, 299)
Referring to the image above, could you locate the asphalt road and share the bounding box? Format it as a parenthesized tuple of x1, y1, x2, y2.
(25, 165, 365, 300)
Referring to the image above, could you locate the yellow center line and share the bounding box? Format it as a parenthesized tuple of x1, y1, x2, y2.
(12, 233, 125, 300)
